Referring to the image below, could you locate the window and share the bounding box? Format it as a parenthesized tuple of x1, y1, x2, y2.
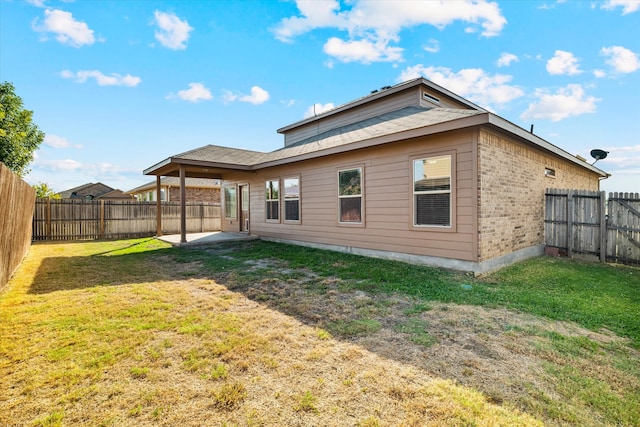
(284, 177, 300, 222)
(338, 168, 362, 223)
(265, 179, 279, 221)
(413, 155, 451, 227)
(224, 186, 237, 219)
(545, 167, 556, 178)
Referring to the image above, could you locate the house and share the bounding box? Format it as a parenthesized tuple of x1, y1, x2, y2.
(57, 182, 133, 200)
(143, 78, 608, 274)
(126, 177, 221, 203)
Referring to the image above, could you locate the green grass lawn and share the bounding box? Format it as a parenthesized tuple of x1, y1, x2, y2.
(184, 240, 640, 348)
(1, 238, 638, 426)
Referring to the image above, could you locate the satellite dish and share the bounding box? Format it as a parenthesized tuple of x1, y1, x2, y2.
(590, 149, 608, 165)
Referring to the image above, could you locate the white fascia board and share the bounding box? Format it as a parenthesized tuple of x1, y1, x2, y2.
(487, 114, 609, 177)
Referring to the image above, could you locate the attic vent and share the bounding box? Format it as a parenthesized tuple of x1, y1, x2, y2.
(423, 92, 440, 104)
(545, 168, 556, 178)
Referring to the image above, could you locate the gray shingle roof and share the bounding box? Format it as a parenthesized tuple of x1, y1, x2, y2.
(144, 104, 607, 178)
(264, 107, 484, 163)
(126, 177, 220, 193)
(173, 145, 268, 165)
(167, 107, 483, 167)
(57, 182, 115, 199)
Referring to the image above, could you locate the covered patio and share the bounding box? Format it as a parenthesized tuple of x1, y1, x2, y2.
(156, 231, 258, 247)
(143, 145, 263, 243)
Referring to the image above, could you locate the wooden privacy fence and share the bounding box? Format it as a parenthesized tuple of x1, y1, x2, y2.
(33, 199, 221, 241)
(0, 162, 36, 288)
(545, 189, 640, 265)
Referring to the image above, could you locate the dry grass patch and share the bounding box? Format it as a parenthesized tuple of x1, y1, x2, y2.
(2, 239, 638, 426)
(0, 239, 543, 426)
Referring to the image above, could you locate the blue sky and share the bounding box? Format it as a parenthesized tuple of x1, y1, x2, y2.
(1, 0, 639, 194)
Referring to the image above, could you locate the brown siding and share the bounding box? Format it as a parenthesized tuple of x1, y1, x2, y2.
(477, 129, 600, 262)
(237, 129, 477, 261)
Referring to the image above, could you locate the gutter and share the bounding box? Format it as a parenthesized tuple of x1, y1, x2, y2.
(486, 114, 609, 178)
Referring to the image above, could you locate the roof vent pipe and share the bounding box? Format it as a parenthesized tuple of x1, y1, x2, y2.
(530, 124, 534, 134)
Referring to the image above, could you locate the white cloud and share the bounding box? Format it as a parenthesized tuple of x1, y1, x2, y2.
(223, 86, 270, 105)
(601, 45, 640, 74)
(167, 82, 213, 102)
(26, 0, 47, 7)
(496, 52, 518, 67)
(240, 86, 270, 105)
(304, 103, 336, 119)
(397, 65, 524, 108)
(521, 84, 599, 122)
(324, 36, 403, 63)
(423, 39, 440, 53)
(153, 10, 193, 50)
(34, 158, 137, 178)
(605, 144, 640, 153)
(601, 0, 640, 14)
(60, 70, 141, 87)
(44, 134, 83, 149)
(602, 145, 640, 169)
(273, 0, 506, 63)
(32, 9, 95, 47)
(35, 158, 83, 171)
(593, 69, 607, 78)
(222, 90, 238, 103)
(546, 50, 582, 75)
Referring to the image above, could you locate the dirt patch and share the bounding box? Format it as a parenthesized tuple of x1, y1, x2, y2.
(215, 257, 636, 423)
(3, 244, 636, 427)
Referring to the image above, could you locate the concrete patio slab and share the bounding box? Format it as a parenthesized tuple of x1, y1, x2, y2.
(156, 231, 258, 247)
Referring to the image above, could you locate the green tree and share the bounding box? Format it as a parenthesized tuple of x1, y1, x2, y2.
(0, 82, 45, 177)
(32, 182, 60, 199)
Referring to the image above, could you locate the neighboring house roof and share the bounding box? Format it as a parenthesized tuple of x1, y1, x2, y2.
(97, 189, 134, 200)
(126, 177, 220, 194)
(57, 182, 115, 199)
(143, 78, 608, 179)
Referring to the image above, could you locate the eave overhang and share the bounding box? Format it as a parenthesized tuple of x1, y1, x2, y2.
(143, 111, 608, 180)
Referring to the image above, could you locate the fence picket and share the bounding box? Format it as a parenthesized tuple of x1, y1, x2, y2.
(545, 189, 640, 265)
(33, 199, 221, 241)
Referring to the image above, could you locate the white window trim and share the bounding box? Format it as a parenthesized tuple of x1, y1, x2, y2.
(337, 166, 364, 226)
(283, 176, 301, 224)
(265, 178, 280, 223)
(410, 153, 456, 232)
(224, 184, 238, 220)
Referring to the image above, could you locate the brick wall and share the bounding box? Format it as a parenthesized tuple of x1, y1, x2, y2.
(477, 129, 600, 262)
(168, 187, 221, 203)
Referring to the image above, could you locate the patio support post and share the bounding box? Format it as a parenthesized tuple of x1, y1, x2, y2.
(156, 175, 162, 237)
(180, 165, 186, 243)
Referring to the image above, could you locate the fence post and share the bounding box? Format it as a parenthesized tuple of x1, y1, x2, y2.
(200, 203, 204, 233)
(599, 191, 606, 262)
(567, 191, 573, 257)
(100, 200, 105, 239)
(46, 197, 51, 239)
